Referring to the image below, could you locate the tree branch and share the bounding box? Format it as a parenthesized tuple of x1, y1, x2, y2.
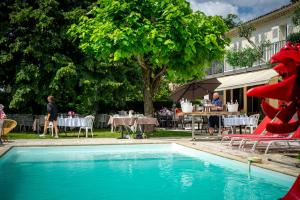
(153, 65, 167, 83)
(136, 55, 147, 70)
(152, 65, 167, 92)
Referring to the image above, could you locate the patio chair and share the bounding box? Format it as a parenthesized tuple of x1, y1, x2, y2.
(48, 122, 54, 137)
(234, 118, 290, 148)
(181, 115, 192, 129)
(35, 115, 46, 133)
(237, 113, 299, 153)
(245, 127, 300, 154)
(158, 115, 167, 127)
(171, 112, 179, 128)
(0, 119, 17, 142)
(78, 115, 94, 138)
(18, 114, 34, 132)
(118, 111, 128, 116)
(220, 116, 271, 144)
(245, 114, 260, 133)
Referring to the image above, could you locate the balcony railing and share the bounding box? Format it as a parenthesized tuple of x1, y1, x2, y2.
(206, 40, 286, 76)
(205, 61, 224, 76)
(252, 40, 286, 67)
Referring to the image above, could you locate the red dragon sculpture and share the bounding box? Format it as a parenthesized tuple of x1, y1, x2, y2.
(247, 42, 300, 134)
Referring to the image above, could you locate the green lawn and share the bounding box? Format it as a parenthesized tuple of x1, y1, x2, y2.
(7, 129, 191, 139)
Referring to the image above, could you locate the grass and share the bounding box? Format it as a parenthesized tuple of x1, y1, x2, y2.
(7, 129, 191, 139)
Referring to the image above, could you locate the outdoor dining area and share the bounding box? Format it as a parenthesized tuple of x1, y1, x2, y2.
(159, 78, 261, 140)
(0, 77, 261, 142)
(0, 111, 159, 141)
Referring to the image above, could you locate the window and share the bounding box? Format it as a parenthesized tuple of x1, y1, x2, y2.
(272, 29, 278, 38)
(272, 27, 279, 41)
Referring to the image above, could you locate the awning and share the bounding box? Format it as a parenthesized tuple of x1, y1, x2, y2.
(215, 69, 278, 91)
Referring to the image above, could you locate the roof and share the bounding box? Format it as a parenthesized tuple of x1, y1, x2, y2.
(245, 3, 295, 24)
(215, 68, 278, 91)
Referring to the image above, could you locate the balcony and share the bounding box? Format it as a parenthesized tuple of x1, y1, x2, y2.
(205, 40, 286, 78)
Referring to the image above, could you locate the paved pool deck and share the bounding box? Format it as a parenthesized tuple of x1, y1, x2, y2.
(0, 137, 299, 177)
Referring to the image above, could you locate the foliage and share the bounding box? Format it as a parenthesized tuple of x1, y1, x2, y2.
(0, 0, 142, 114)
(154, 78, 171, 101)
(226, 47, 260, 68)
(287, 32, 300, 43)
(69, 0, 229, 115)
(226, 41, 271, 68)
(221, 14, 242, 29)
(293, 5, 300, 26)
(238, 24, 256, 39)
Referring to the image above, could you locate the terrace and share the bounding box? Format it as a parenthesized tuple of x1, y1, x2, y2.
(0, 0, 299, 199)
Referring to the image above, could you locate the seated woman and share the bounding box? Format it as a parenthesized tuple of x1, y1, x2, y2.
(208, 93, 223, 135)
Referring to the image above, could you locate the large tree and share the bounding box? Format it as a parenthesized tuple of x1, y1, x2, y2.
(0, 0, 141, 113)
(69, 0, 229, 116)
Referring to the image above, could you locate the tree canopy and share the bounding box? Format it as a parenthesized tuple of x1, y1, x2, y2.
(221, 14, 241, 29)
(69, 0, 229, 115)
(0, 0, 142, 114)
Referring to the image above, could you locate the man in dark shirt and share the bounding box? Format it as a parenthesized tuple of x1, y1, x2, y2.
(208, 92, 223, 135)
(40, 96, 59, 138)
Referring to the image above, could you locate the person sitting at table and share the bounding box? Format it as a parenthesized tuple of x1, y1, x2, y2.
(208, 92, 223, 135)
(0, 104, 7, 120)
(40, 96, 59, 138)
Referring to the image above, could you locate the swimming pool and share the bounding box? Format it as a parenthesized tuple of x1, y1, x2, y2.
(0, 144, 294, 200)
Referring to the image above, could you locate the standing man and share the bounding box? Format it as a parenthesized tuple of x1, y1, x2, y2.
(208, 92, 223, 135)
(40, 96, 59, 138)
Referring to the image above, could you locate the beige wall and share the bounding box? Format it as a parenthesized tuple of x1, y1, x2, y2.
(224, 13, 299, 72)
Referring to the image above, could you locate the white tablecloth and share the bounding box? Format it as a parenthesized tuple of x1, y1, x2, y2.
(223, 116, 253, 126)
(58, 117, 89, 128)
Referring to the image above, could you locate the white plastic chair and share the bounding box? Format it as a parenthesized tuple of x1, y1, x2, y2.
(78, 116, 94, 138)
(245, 114, 260, 133)
(48, 122, 54, 137)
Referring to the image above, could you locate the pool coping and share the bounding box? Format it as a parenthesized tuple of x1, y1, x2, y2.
(0, 138, 299, 177)
(175, 142, 299, 177)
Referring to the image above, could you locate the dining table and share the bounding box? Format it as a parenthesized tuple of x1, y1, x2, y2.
(33, 117, 90, 133)
(108, 116, 159, 138)
(177, 111, 240, 140)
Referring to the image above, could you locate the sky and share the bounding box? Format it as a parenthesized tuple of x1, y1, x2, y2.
(187, 0, 291, 21)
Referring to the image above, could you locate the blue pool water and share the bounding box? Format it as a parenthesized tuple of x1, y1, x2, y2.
(0, 144, 294, 200)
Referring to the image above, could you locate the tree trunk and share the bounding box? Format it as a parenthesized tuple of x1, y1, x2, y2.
(142, 67, 154, 117)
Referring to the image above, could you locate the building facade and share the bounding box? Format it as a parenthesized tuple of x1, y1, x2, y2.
(206, 2, 300, 114)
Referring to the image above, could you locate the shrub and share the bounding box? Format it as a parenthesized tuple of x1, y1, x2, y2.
(287, 32, 300, 43)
